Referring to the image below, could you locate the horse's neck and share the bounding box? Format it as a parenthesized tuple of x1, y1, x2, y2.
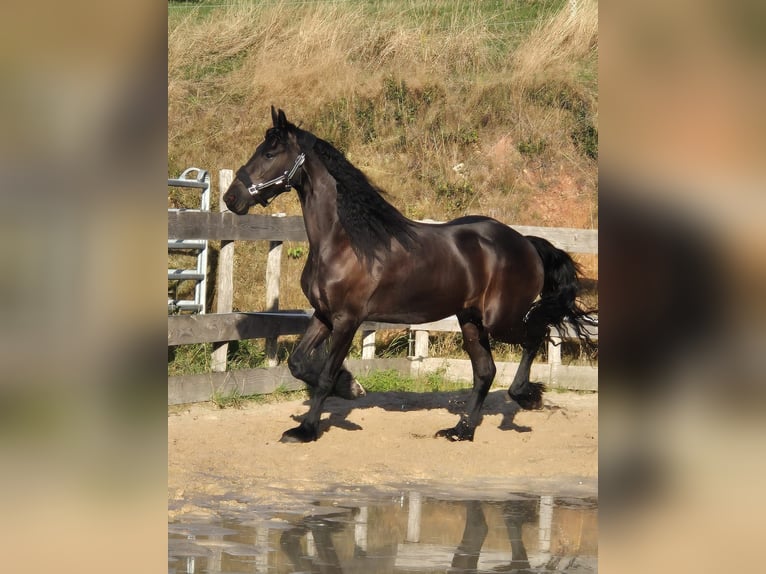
(296, 167, 342, 248)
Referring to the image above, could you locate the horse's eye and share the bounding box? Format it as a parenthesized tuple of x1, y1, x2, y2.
(264, 152, 274, 159)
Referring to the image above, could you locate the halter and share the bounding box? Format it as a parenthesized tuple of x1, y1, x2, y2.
(237, 153, 306, 206)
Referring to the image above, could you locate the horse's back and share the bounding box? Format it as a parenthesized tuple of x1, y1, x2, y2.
(439, 215, 533, 257)
(433, 215, 544, 335)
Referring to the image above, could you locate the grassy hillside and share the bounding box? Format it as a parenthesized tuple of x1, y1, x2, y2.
(168, 0, 597, 313)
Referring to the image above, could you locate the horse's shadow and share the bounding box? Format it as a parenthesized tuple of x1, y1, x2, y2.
(290, 388, 541, 438)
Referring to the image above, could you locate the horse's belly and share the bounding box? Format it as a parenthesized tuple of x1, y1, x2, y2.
(366, 307, 454, 325)
(366, 286, 468, 325)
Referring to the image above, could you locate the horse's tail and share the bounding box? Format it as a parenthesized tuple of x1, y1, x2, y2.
(525, 235, 597, 354)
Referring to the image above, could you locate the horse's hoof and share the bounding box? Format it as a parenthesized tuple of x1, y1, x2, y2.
(347, 378, 366, 398)
(434, 421, 475, 442)
(280, 424, 317, 443)
(510, 394, 543, 410)
(512, 395, 544, 410)
(333, 372, 366, 400)
(509, 383, 545, 410)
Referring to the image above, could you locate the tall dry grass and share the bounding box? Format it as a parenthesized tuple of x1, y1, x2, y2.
(168, 0, 598, 313)
(512, 0, 598, 87)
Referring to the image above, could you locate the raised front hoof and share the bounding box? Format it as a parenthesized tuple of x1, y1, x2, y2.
(435, 420, 475, 442)
(509, 382, 545, 410)
(280, 423, 318, 443)
(333, 371, 366, 400)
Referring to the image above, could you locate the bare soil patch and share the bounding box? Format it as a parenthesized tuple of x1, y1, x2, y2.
(168, 389, 597, 514)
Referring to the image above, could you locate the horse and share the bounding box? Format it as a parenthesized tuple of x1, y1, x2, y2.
(223, 106, 594, 443)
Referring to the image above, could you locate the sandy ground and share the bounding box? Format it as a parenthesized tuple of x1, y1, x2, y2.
(168, 388, 597, 515)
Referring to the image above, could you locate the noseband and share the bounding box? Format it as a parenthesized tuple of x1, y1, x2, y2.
(237, 153, 306, 206)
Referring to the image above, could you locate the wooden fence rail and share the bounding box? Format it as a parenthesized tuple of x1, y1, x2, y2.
(168, 170, 598, 405)
(167, 210, 598, 252)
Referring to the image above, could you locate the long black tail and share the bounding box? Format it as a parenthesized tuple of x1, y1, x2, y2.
(525, 235, 597, 355)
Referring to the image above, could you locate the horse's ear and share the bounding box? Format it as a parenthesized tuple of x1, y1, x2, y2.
(277, 108, 288, 129)
(271, 105, 279, 126)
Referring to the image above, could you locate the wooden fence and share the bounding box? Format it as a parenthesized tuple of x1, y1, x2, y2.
(167, 170, 598, 405)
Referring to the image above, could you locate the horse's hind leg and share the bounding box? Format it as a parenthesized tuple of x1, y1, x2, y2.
(508, 310, 548, 410)
(508, 345, 545, 410)
(436, 317, 496, 442)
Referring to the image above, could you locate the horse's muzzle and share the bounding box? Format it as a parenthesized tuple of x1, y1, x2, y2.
(222, 185, 251, 215)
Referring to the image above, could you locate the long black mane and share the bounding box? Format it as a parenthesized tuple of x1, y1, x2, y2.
(307, 133, 417, 264)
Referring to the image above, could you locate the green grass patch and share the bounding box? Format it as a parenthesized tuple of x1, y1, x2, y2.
(182, 50, 248, 82)
(210, 385, 308, 409)
(358, 368, 469, 393)
(168, 339, 268, 377)
(168, 343, 213, 376)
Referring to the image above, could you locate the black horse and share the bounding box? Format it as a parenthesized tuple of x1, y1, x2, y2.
(224, 107, 594, 443)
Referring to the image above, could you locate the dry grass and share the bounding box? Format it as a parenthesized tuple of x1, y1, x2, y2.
(168, 0, 598, 313)
(511, 0, 598, 88)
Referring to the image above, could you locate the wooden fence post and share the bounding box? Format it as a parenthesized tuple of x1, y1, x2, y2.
(547, 327, 562, 387)
(413, 330, 429, 359)
(265, 213, 285, 367)
(212, 169, 234, 372)
(361, 330, 376, 360)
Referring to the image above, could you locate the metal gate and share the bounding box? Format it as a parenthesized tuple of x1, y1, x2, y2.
(168, 167, 210, 314)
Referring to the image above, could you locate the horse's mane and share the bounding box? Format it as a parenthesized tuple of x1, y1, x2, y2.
(308, 133, 417, 265)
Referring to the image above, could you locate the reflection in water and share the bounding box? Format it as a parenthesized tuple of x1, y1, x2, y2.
(448, 499, 539, 571)
(280, 515, 348, 573)
(168, 491, 597, 573)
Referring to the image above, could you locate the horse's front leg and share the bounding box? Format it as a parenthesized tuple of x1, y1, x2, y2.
(287, 315, 331, 388)
(281, 316, 360, 443)
(287, 315, 366, 400)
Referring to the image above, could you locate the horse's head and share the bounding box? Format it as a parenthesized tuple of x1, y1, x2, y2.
(223, 106, 315, 214)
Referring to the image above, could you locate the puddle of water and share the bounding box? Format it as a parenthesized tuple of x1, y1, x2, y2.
(169, 488, 597, 573)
